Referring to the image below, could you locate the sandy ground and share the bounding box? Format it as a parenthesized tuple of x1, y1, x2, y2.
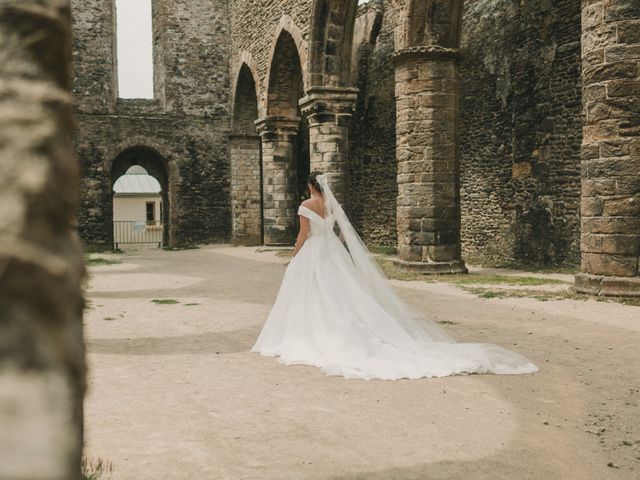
(84, 245, 640, 479)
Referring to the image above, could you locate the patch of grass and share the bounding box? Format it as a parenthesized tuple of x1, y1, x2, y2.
(85, 255, 119, 266)
(495, 262, 578, 275)
(618, 297, 640, 307)
(477, 289, 508, 299)
(463, 286, 565, 301)
(451, 274, 566, 287)
(461, 286, 640, 306)
(81, 457, 114, 480)
(437, 320, 458, 325)
(376, 259, 566, 287)
(373, 256, 638, 307)
(162, 244, 199, 251)
(103, 316, 115, 321)
(111, 248, 124, 254)
(151, 299, 180, 305)
(184, 303, 200, 307)
(375, 259, 436, 282)
(368, 245, 398, 255)
(463, 254, 579, 274)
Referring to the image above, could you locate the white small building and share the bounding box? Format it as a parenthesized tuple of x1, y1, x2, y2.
(113, 166, 163, 247)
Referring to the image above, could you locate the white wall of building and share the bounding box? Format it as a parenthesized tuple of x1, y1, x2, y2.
(113, 195, 162, 222)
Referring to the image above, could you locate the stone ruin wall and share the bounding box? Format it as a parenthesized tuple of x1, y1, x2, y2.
(228, 0, 314, 114)
(459, 0, 583, 267)
(74, 0, 590, 267)
(72, 0, 232, 249)
(349, 1, 398, 247)
(347, 0, 584, 264)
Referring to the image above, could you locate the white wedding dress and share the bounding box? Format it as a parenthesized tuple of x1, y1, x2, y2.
(252, 175, 538, 380)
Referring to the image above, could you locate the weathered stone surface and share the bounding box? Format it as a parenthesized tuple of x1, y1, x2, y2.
(300, 86, 358, 206)
(460, 0, 583, 267)
(72, 0, 231, 249)
(348, 1, 398, 247)
(576, 0, 640, 295)
(68, 0, 639, 293)
(257, 117, 302, 245)
(0, 1, 86, 477)
(392, 0, 466, 272)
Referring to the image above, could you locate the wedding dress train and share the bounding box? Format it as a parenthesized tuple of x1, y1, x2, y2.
(252, 176, 538, 380)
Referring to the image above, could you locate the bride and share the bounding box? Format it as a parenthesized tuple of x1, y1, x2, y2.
(252, 172, 538, 380)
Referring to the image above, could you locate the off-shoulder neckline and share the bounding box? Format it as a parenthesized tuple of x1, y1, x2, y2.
(299, 205, 326, 221)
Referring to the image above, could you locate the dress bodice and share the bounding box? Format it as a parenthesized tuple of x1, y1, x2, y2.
(298, 205, 328, 237)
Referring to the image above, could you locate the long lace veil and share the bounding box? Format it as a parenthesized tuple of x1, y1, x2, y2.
(317, 174, 454, 344)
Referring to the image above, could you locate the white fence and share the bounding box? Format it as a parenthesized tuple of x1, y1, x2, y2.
(113, 221, 163, 249)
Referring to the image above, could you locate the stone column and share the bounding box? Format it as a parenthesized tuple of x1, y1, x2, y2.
(300, 87, 358, 205)
(575, 0, 640, 296)
(256, 117, 300, 245)
(393, 47, 467, 274)
(229, 133, 262, 246)
(0, 1, 86, 478)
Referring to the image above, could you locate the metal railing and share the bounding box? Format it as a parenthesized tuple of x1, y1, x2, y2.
(113, 221, 163, 249)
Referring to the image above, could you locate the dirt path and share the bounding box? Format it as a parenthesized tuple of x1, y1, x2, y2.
(84, 246, 640, 479)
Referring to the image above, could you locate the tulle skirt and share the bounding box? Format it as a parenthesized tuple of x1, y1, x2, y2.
(252, 235, 538, 380)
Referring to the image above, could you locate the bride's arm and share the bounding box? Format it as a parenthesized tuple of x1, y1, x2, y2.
(292, 216, 310, 257)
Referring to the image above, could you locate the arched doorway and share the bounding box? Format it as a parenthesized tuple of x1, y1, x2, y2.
(230, 63, 262, 246)
(260, 29, 308, 245)
(110, 147, 171, 249)
(301, 0, 360, 207)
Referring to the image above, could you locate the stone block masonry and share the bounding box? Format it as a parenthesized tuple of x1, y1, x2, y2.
(575, 0, 640, 296)
(394, 48, 467, 273)
(69, 0, 639, 293)
(230, 133, 262, 245)
(349, 1, 398, 247)
(460, 0, 583, 267)
(72, 0, 231, 249)
(256, 117, 301, 245)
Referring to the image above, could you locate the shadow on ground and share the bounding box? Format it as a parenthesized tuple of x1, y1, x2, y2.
(87, 327, 258, 355)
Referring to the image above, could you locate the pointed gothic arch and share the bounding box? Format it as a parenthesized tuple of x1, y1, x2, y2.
(230, 62, 263, 245)
(308, 0, 360, 88)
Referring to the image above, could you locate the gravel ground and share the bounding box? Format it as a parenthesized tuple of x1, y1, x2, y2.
(83, 245, 640, 479)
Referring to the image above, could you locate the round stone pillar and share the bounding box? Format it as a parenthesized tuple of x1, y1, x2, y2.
(575, 0, 640, 296)
(300, 87, 358, 206)
(393, 47, 467, 274)
(256, 117, 300, 246)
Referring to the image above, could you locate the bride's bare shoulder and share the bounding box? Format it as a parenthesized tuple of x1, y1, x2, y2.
(301, 198, 324, 216)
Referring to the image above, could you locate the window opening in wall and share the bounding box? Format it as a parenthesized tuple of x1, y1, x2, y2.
(146, 202, 156, 224)
(115, 0, 154, 99)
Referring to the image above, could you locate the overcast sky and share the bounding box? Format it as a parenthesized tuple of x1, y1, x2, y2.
(116, 0, 154, 99)
(116, 0, 370, 99)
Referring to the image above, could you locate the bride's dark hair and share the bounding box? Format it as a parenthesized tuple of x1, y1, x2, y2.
(308, 171, 323, 194)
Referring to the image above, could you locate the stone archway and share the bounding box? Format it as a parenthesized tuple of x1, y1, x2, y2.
(258, 28, 308, 245)
(308, 0, 360, 88)
(230, 63, 262, 246)
(300, 0, 360, 206)
(110, 146, 173, 248)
